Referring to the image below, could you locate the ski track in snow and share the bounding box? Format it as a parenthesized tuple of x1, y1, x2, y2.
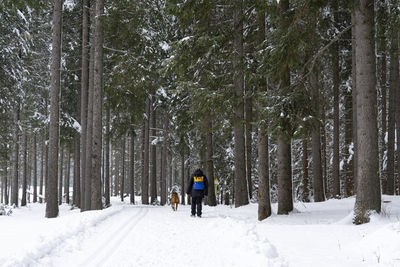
(1, 206, 126, 267)
(79, 207, 149, 267)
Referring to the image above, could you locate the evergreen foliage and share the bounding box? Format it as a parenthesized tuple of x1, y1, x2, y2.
(0, 0, 389, 224)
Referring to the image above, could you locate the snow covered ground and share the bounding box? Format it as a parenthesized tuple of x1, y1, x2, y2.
(1, 196, 400, 267)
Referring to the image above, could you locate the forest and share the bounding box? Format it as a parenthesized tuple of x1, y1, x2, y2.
(0, 0, 395, 227)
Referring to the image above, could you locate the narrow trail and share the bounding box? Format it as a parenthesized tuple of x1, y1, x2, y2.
(79, 207, 149, 267)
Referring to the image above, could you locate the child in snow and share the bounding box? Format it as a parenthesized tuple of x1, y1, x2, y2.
(186, 167, 208, 217)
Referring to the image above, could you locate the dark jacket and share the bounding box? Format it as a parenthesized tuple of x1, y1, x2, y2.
(186, 169, 208, 198)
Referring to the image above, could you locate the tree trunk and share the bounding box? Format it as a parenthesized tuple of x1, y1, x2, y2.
(387, 2, 398, 195)
(11, 108, 20, 207)
(277, 135, 293, 214)
(311, 71, 325, 202)
(245, 89, 253, 200)
(351, 9, 358, 195)
(130, 131, 135, 204)
(84, 0, 97, 211)
(1, 163, 3, 203)
(39, 136, 44, 203)
(301, 139, 309, 202)
(377, 1, 388, 194)
(142, 97, 150, 205)
(90, 0, 104, 210)
(58, 146, 64, 205)
(2, 159, 8, 205)
(205, 120, 216, 206)
(66, 148, 71, 204)
(141, 121, 145, 201)
(343, 89, 354, 197)
(105, 103, 110, 206)
(186, 166, 191, 205)
(277, 0, 293, 214)
(160, 112, 168, 205)
(353, 0, 381, 224)
(150, 100, 157, 204)
(46, 0, 62, 218)
(33, 134, 37, 203)
(233, 0, 248, 208)
(256, 1, 271, 220)
(80, 0, 89, 211)
(21, 133, 28, 206)
(392, 0, 400, 196)
(332, 0, 341, 198)
(121, 137, 125, 202)
(258, 127, 271, 220)
(321, 105, 328, 197)
(181, 152, 185, 205)
(114, 144, 120, 197)
(45, 132, 49, 203)
(74, 134, 80, 207)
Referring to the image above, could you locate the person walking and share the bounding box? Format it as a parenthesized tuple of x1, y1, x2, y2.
(187, 167, 208, 217)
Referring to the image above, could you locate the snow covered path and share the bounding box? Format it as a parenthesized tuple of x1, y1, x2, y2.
(1, 196, 400, 267)
(33, 204, 285, 267)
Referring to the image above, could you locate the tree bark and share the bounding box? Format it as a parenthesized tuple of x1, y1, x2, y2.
(392, 0, 400, 196)
(150, 100, 157, 204)
(258, 127, 271, 220)
(21, 133, 28, 206)
(277, 0, 293, 214)
(130, 131, 135, 204)
(80, 0, 89, 211)
(74, 134, 80, 207)
(311, 71, 325, 202)
(33, 134, 37, 203)
(256, 1, 271, 220)
(301, 139, 309, 202)
(377, 1, 388, 194)
(343, 89, 354, 197)
(114, 144, 120, 197)
(351, 9, 358, 195)
(277, 135, 292, 214)
(58, 146, 64, 205)
(2, 158, 8, 205)
(332, 0, 341, 198)
(205, 120, 216, 206)
(121, 137, 125, 202)
(105, 102, 110, 206)
(66, 148, 71, 204)
(0, 173, 2, 204)
(90, 0, 104, 210)
(387, 2, 398, 195)
(321, 105, 328, 197)
(354, 0, 381, 224)
(169, 153, 172, 192)
(142, 97, 150, 205)
(186, 165, 191, 205)
(160, 112, 168, 205)
(11, 108, 20, 207)
(233, 0, 248, 208)
(181, 152, 185, 205)
(245, 89, 253, 200)
(84, 1, 96, 211)
(141, 121, 145, 202)
(39, 136, 44, 203)
(46, 0, 62, 218)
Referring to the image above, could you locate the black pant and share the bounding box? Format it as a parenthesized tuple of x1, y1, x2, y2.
(191, 196, 202, 216)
